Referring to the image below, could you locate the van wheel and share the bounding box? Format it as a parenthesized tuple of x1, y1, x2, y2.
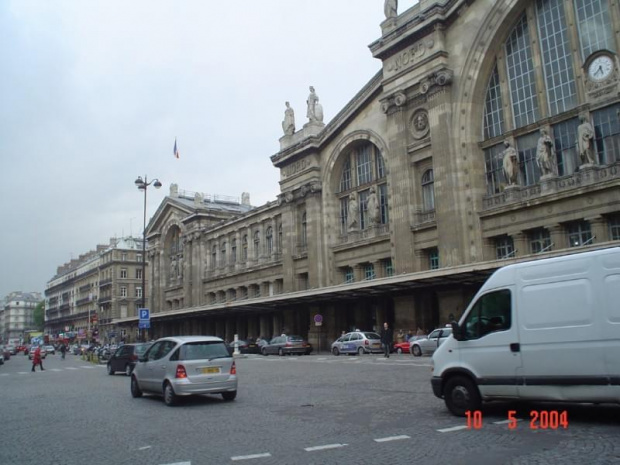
(222, 391, 237, 401)
(357, 347, 364, 355)
(163, 382, 177, 406)
(261, 347, 267, 356)
(130, 376, 142, 398)
(412, 345, 422, 357)
(444, 376, 481, 417)
(107, 364, 114, 375)
(332, 347, 340, 356)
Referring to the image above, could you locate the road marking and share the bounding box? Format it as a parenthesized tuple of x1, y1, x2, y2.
(18, 372, 30, 375)
(65, 367, 78, 370)
(80, 365, 95, 369)
(160, 462, 191, 465)
(374, 435, 411, 443)
(50, 369, 62, 372)
(0, 373, 8, 376)
(304, 443, 348, 452)
(437, 425, 469, 433)
(493, 419, 522, 425)
(138, 446, 151, 450)
(231, 453, 272, 461)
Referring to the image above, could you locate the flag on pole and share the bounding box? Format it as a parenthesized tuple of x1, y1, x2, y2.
(173, 138, 180, 159)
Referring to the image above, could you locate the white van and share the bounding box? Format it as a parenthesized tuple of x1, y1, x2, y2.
(431, 247, 620, 416)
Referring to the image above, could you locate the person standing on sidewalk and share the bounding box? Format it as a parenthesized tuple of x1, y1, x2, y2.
(32, 346, 44, 372)
(380, 322, 393, 358)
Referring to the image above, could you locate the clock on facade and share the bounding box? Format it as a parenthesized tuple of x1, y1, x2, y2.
(588, 54, 614, 82)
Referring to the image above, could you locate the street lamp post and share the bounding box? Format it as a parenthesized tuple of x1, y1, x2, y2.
(134, 175, 162, 342)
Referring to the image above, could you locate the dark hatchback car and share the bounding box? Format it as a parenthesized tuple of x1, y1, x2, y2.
(107, 343, 152, 376)
(232, 339, 261, 354)
(261, 335, 312, 356)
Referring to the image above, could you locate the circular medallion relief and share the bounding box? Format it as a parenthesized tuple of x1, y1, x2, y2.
(410, 110, 430, 139)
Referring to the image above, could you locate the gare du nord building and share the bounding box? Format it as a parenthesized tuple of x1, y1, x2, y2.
(115, 0, 620, 349)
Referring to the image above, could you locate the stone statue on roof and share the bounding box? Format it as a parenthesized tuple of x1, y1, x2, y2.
(384, 0, 397, 19)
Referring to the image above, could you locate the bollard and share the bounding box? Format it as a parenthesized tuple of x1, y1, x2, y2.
(233, 334, 240, 356)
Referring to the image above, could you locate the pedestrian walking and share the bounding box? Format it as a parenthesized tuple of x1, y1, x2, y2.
(380, 322, 393, 358)
(60, 344, 66, 360)
(32, 346, 44, 372)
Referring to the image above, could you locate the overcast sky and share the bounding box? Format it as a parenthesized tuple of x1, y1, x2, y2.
(0, 1, 419, 299)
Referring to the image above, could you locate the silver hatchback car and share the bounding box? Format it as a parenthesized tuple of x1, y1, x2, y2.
(331, 331, 383, 355)
(410, 327, 452, 356)
(131, 336, 237, 406)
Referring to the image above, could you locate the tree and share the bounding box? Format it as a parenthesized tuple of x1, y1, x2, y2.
(33, 301, 45, 330)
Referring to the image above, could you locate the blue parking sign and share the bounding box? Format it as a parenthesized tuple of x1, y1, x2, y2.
(139, 308, 150, 320)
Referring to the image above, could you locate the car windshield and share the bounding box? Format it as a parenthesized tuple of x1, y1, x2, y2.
(135, 344, 151, 356)
(178, 341, 230, 361)
(363, 332, 380, 340)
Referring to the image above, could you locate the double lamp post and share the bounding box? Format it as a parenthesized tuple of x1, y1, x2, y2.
(134, 175, 162, 342)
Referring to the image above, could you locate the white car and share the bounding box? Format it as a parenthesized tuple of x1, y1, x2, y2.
(44, 345, 56, 355)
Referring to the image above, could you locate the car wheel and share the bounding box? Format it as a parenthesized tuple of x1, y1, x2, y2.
(130, 375, 142, 398)
(332, 347, 340, 356)
(444, 376, 481, 417)
(221, 391, 237, 402)
(125, 364, 132, 376)
(278, 348, 284, 357)
(163, 382, 177, 406)
(412, 345, 422, 357)
(261, 347, 267, 356)
(396, 348, 403, 354)
(107, 364, 114, 375)
(357, 347, 364, 356)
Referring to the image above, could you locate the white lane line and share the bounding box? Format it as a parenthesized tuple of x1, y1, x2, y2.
(437, 425, 469, 433)
(374, 435, 411, 443)
(493, 419, 522, 425)
(231, 453, 272, 461)
(138, 446, 151, 450)
(80, 365, 95, 369)
(304, 443, 348, 452)
(50, 369, 62, 372)
(65, 367, 78, 370)
(18, 372, 30, 375)
(0, 373, 9, 376)
(160, 462, 191, 465)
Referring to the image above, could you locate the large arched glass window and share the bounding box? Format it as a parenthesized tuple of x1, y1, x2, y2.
(422, 169, 435, 211)
(481, 0, 619, 194)
(337, 142, 388, 234)
(266, 227, 273, 255)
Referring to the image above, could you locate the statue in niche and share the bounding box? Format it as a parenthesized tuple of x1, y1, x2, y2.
(347, 192, 359, 231)
(536, 128, 555, 176)
(306, 86, 324, 123)
(282, 101, 295, 135)
(177, 255, 183, 278)
(367, 186, 381, 225)
(170, 257, 177, 280)
(501, 140, 519, 186)
(384, 0, 398, 19)
(577, 115, 596, 165)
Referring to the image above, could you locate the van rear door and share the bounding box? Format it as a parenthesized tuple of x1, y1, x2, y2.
(458, 288, 522, 398)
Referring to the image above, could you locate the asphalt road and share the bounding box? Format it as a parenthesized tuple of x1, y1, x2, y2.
(1, 351, 619, 465)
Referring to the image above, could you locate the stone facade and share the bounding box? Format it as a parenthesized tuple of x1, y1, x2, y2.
(114, 0, 620, 350)
(1, 291, 42, 343)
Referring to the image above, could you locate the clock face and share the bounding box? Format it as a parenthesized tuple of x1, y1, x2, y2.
(588, 55, 614, 81)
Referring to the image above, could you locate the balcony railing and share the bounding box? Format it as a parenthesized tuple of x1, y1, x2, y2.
(338, 224, 389, 244)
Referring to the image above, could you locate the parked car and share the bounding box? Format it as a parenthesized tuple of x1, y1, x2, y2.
(28, 346, 47, 360)
(261, 335, 313, 356)
(6, 344, 17, 355)
(107, 343, 152, 376)
(0, 351, 4, 365)
(1, 346, 9, 362)
(44, 345, 56, 355)
(392, 335, 426, 354)
(16, 345, 28, 354)
(230, 339, 261, 354)
(130, 336, 237, 406)
(331, 331, 383, 356)
(410, 327, 452, 356)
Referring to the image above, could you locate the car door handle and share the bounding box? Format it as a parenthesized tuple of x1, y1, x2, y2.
(510, 343, 520, 352)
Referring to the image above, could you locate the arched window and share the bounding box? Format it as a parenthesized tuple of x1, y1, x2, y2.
(242, 235, 248, 262)
(220, 242, 227, 267)
(422, 169, 435, 211)
(253, 231, 260, 259)
(266, 227, 273, 255)
(337, 142, 388, 234)
(481, 0, 619, 194)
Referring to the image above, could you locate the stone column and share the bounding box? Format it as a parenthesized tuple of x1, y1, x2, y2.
(511, 232, 528, 257)
(182, 235, 192, 307)
(587, 216, 608, 244)
(393, 295, 416, 336)
(259, 314, 271, 340)
(353, 264, 364, 283)
(548, 224, 565, 251)
(272, 313, 283, 337)
(373, 260, 384, 279)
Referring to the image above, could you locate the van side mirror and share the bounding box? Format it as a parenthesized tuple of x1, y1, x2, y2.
(451, 321, 464, 341)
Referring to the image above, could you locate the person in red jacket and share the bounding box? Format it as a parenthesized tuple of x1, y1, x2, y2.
(32, 346, 44, 372)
